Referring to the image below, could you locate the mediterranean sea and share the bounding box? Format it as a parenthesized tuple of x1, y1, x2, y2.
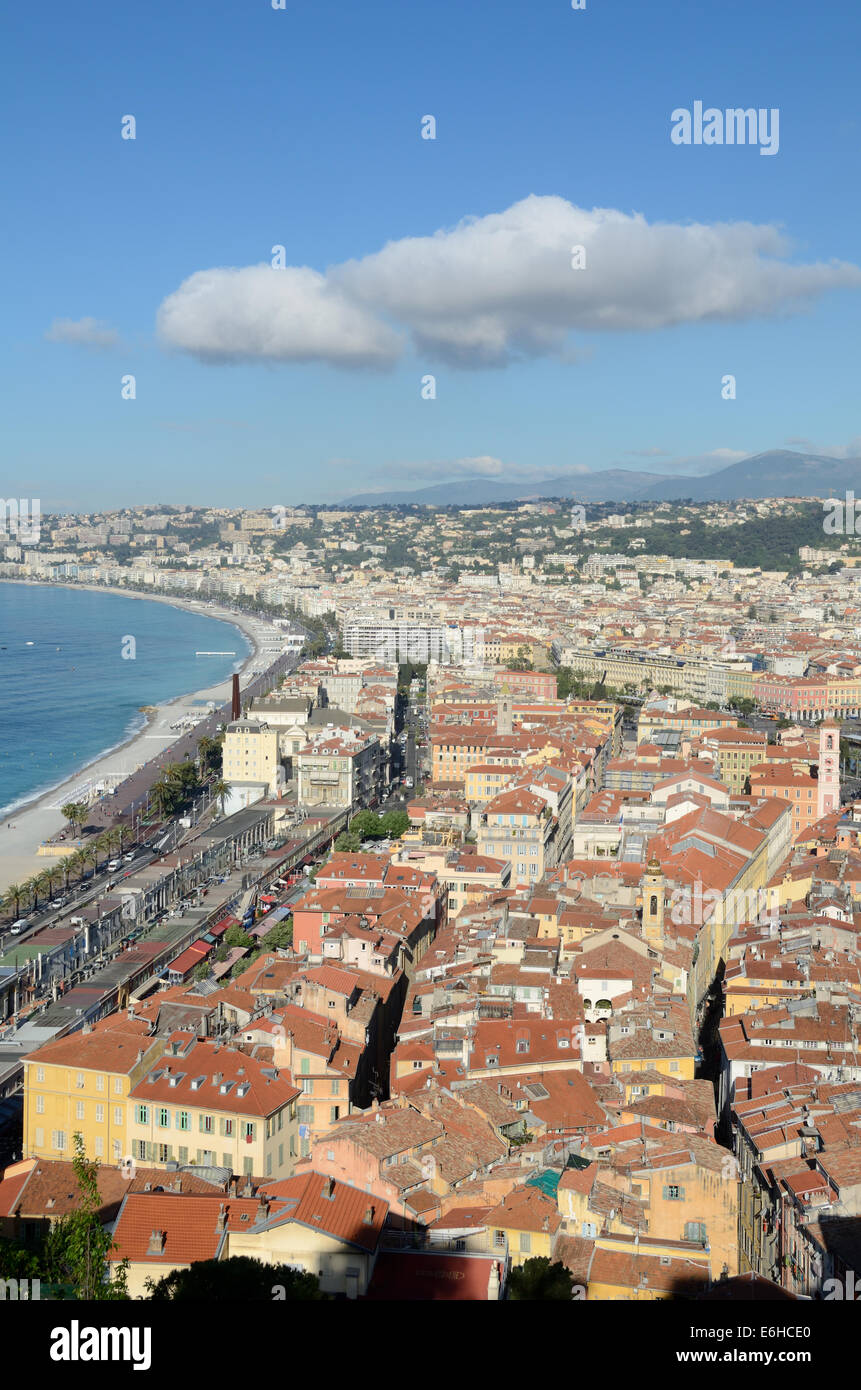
(0, 584, 251, 818)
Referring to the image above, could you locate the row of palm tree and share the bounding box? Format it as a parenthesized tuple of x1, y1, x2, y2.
(2, 826, 129, 924)
(148, 751, 229, 821)
(2, 742, 231, 928)
(149, 757, 203, 819)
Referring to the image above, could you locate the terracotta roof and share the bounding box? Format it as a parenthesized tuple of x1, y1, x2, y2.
(257, 1170, 388, 1250)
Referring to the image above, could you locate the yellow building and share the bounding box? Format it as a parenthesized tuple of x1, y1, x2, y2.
(698, 727, 768, 794)
(227, 1171, 387, 1298)
(222, 717, 283, 796)
(484, 1185, 562, 1266)
(127, 1038, 300, 1180)
(23, 1019, 166, 1163)
(557, 1141, 738, 1283)
(110, 1173, 387, 1299)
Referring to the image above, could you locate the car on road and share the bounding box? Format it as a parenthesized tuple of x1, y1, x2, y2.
(9, 918, 29, 935)
(49, 899, 65, 910)
(123, 851, 136, 862)
(107, 859, 122, 872)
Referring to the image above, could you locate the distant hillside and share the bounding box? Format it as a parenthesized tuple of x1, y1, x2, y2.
(642, 450, 861, 502)
(342, 450, 861, 507)
(343, 469, 669, 506)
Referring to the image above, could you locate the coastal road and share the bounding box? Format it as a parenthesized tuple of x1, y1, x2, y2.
(0, 846, 158, 953)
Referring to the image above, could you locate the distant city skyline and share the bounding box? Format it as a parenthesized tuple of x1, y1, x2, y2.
(6, 0, 861, 510)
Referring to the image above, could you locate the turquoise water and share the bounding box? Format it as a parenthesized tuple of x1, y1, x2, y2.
(0, 584, 251, 817)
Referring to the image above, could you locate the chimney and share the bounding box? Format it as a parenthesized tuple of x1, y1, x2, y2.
(215, 1203, 227, 1233)
(257, 1194, 270, 1221)
(147, 1229, 166, 1254)
(232, 673, 241, 721)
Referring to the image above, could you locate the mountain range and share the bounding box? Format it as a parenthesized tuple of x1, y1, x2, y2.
(342, 450, 861, 506)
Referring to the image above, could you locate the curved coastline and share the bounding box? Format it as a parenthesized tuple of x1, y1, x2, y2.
(0, 580, 273, 892)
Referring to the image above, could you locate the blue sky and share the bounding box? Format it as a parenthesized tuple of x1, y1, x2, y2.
(5, 0, 861, 509)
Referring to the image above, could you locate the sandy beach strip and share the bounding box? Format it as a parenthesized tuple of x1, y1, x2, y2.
(0, 584, 282, 894)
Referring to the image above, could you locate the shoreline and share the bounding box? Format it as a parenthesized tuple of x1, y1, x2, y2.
(0, 581, 278, 893)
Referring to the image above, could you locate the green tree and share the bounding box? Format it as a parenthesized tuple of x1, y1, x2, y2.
(149, 778, 179, 820)
(508, 1257, 577, 1301)
(197, 735, 222, 777)
(379, 809, 409, 839)
(262, 918, 293, 949)
(223, 924, 253, 949)
(334, 831, 361, 852)
(231, 948, 261, 978)
(193, 961, 211, 982)
(44, 1134, 129, 1300)
(68, 848, 89, 884)
(350, 810, 385, 840)
(0, 1235, 41, 1280)
(145, 1256, 327, 1301)
(61, 800, 88, 838)
(508, 644, 534, 672)
(2, 882, 26, 921)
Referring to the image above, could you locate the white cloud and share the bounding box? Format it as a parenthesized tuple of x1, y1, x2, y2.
(156, 264, 401, 368)
(156, 197, 861, 370)
(45, 316, 119, 348)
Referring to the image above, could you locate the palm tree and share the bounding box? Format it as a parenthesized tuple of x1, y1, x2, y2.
(2, 883, 25, 921)
(149, 779, 178, 820)
(68, 848, 88, 884)
(197, 736, 220, 777)
(26, 871, 53, 912)
(58, 857, 75, 892)
(165, 760, 199, 798)
(211, 779, 230, 815)
(94, 832, 114, 869)
(61, 800, 88, 840)
(79, 844, 98, 880)
(102, 827, 122, 859)
(42, 865, 63, 901)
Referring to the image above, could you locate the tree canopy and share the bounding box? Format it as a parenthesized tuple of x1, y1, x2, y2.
(145, 1256, 327, 1301)
(507, 1257, 578, 1301)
